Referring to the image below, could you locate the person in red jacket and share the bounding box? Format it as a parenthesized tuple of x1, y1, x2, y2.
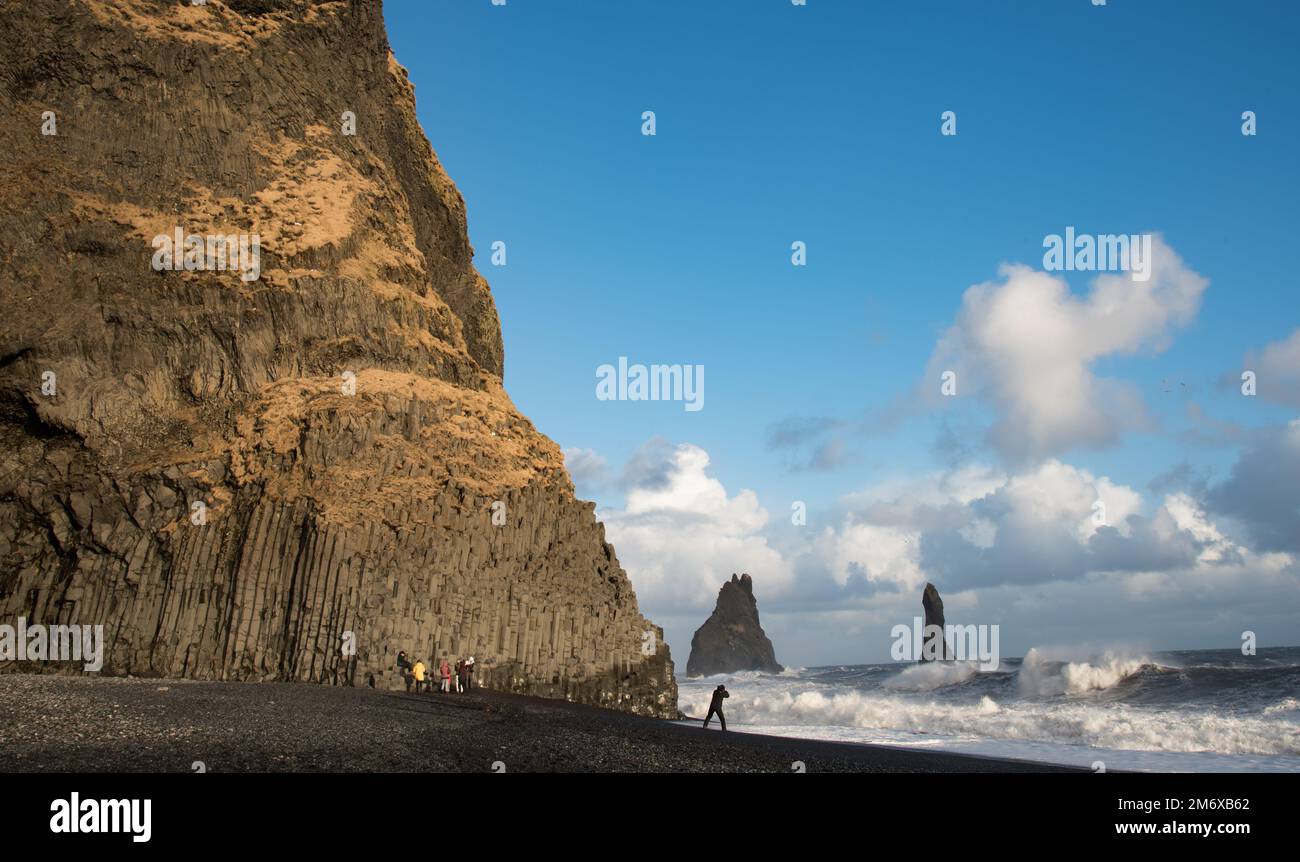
(439, 658, 452, 693)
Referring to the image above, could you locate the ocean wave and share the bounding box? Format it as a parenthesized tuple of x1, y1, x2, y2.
(1018, 648, 1151, 696)
(678, 682, 1300, 757)
(883, 661, 979, 691)
(684, 667, 797, 683)
(1264, 698, 1300, 718)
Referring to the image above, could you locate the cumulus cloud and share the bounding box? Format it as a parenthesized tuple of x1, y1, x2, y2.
(1207, 419, 1300, 552)
(926, 234, 1207, 462)
(598, 441, 794, 613)
(814, 460, 1235, 592)
(580, 437, 1295, 663)
(813, 521, 925, 590)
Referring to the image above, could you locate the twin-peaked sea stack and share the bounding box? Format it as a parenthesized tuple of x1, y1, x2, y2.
(0, 0, 676, 716)
(687, 574, 783, 677)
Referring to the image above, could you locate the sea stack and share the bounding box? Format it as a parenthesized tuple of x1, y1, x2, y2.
(921, 582, 953, 661)
(0, 0, 675, 717)
(686, 574, 782, 677)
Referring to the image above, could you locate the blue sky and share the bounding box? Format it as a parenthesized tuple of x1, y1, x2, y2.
(385, 1, 1300, 667)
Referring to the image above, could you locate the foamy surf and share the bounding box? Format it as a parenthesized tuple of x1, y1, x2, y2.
(1018, 648, 1155, 696)
(677, 646, 1300, 772)
(884, 660, 980, 691)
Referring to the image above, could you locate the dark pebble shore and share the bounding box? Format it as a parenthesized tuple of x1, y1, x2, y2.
(0, 674, 1078, 773)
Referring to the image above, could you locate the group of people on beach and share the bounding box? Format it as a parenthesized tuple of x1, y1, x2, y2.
(394, 650, 730, 732)
(395, 650, 474, 694)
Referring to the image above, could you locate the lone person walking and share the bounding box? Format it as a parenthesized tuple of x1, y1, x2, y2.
(703, 684, 729, 731)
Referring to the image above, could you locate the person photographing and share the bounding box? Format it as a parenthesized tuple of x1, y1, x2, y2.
(703, 684, 729, 731)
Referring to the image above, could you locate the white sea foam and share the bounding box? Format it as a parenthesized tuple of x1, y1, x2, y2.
(677, 656, 1300, 772)
(1018, 648, 1150, 696)
(1264, 698, 1300, 718)
(684, 685, 1298, 757)
(883, 660, 979, 691)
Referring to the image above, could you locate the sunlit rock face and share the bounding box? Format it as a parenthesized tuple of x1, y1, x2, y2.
(0, 0, 676, 717)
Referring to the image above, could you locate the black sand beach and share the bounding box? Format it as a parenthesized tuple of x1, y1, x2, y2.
(0, 675, 1076, 773)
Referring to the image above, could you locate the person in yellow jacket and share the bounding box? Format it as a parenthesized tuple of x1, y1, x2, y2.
(411, 659, 427, 693)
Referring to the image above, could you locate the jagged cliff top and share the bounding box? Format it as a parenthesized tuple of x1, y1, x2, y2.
(0, 0, 574, 522)
(686, 573, 783, 676)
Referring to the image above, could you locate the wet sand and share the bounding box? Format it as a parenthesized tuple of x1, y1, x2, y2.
(0, 674, 1078, 772)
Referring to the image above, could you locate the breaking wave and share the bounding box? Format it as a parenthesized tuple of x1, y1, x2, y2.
(884, 660, 979, 691)
(1018, 648, 1155, 696)
(677, 645, 1300, 771)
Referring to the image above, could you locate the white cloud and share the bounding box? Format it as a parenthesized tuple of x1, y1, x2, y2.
(812, 459, 1230, 592)
(1163, 492, 1239, 564)
(581, 439, 1297, 665)
(814, 521, 924, 589)
(996, 460, 1142, 541)
(599, 442, 794, 612)
(1092, 477, 1143, 539)
(927, 234, 1207, 461)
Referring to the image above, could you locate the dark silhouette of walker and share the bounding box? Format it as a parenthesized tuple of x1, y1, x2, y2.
(703, 684, 729, 731)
